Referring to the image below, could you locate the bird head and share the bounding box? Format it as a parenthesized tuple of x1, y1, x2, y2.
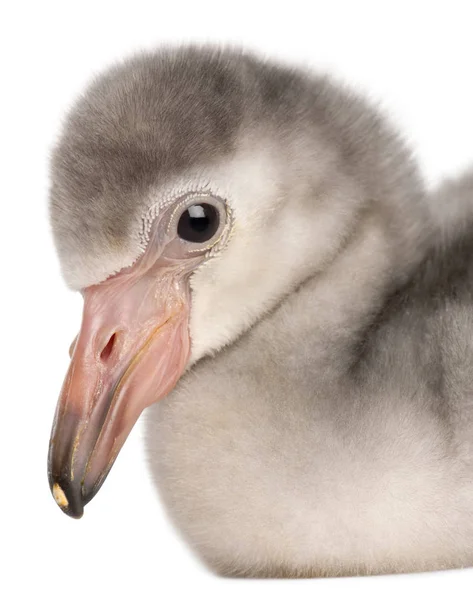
(48, 47, 426, 517)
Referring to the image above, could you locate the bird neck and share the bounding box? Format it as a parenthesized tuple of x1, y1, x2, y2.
(239, 206, 432, 385)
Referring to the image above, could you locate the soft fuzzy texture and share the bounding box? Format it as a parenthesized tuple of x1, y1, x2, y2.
(49, 46, 473, 576)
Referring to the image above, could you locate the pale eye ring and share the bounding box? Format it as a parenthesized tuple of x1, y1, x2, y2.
(171, 194, 228, 250)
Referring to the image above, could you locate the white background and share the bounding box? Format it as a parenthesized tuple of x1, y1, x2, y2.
(2, 1, 473, 598)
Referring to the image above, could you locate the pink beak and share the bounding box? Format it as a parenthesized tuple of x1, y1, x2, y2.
(48, 251, 191, 518)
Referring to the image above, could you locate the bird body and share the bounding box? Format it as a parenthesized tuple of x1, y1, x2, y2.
(48, 47, 473, 576)
(148, 191, 473, 576)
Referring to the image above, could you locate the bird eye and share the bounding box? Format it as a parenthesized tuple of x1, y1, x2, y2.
(177, 202, 220, 244)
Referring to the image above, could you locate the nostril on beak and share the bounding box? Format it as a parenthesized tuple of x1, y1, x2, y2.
(100, 333, 117, 362)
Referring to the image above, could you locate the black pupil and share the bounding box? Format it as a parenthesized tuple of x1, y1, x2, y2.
(177, 203, 219, 244)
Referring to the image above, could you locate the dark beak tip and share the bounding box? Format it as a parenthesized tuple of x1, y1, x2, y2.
(50, 479, 85, 519)
(64, 506, 84, 520)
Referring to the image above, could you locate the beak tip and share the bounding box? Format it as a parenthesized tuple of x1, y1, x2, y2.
(65, 507, 84, 520)
(50, 480, 85, 519)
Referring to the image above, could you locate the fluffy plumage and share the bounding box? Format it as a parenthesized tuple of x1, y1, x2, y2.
(49, 46, 473, 576)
